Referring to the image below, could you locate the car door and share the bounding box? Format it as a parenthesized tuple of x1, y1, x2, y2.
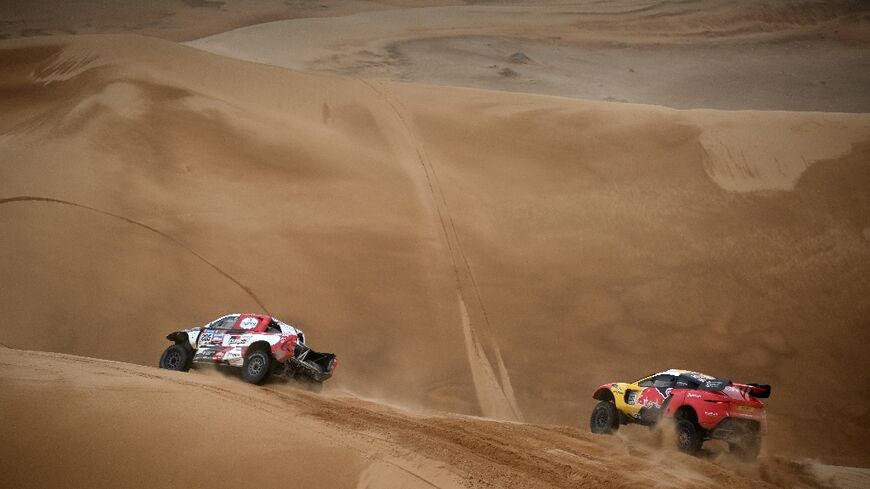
(219, 315, 264, 365)
(619, 373, 654, 419)
(637, 374, 677, 410)
(194, 314, 239, 363)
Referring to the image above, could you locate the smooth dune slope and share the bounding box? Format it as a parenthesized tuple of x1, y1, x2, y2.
(0, 33, 868, 468)
(0, 346, 845, 489)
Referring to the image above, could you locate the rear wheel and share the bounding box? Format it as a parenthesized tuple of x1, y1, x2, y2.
(590, 401, 620, 434)
(159, 344, 192, 372)
(241, 349, 271, 384)
(675, 419, 703, 455)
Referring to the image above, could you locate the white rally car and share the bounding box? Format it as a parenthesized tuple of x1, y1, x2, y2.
(158, 313, 337, 389)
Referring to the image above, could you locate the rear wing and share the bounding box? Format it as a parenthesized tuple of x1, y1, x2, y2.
(743, 383, 772, 399)
(697, 379, 771, 399)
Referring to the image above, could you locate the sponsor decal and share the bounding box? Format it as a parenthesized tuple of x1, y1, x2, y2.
(195, 349, 216, 359)
(637, 386, 671, 409)
(704, 411, 720, 417)
(687, 392, 702, 399)
(228, 336, 249, 346)
(210, 334, 224, 345)
(240, 317, 259, 330)
(688, 372, 714, 381)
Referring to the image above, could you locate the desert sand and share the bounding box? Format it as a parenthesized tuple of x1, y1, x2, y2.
(188, 1, 870, 111)
(1, 1, 869, 488)
(1, 346, 859, 489)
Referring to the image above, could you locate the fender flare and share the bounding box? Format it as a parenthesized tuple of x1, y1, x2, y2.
(166, 331, 189, 343)
(593, 387, 615, 402)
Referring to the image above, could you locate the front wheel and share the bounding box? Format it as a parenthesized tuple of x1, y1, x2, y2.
(241, 349, 271, 384)
(590, 401, 620, 434)
(675, 419, 703, 455)
(159, 344, 192, 372)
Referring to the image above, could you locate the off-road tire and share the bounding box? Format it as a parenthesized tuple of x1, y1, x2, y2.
(242, 349, 271, 384)
(590, 401, 620, 434)
(676, 419, 703, 455)
(159, 343, 192, 372)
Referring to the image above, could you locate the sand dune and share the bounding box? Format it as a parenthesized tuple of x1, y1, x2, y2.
(0, 0, 441, 42)
(1, 31, 868, 472)
(188, 1, 870, 111)
(0, 346, 844, 489)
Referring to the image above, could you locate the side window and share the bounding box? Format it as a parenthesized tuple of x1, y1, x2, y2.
(211, 315, 239, 330)
(674, 375, 700, 389)
(640, 374, 675, 388)
(653, 375, 676, 388)
(266, 320, 281, 334)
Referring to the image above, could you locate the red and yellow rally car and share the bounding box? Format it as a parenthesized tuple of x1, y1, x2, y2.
(590, 369, 770, 460)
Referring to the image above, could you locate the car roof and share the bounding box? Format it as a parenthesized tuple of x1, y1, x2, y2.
(660, 369, 717, 379)
(661, 368, 692, 376)
(650, 369, 713, 378)
(209, 314, 302, 332)
(214, 313, 268, 320)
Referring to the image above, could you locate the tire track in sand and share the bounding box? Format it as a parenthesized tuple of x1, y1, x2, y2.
(0, 195, 271, 315)
(357, 80, 522, 421)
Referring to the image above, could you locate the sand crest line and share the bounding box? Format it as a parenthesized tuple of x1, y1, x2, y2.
(0, 195, 270, 315)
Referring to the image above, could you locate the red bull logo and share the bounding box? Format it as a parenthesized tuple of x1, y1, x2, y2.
(637, 387, 672, 409)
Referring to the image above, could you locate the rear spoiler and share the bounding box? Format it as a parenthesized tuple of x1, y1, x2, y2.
(745, 383, 771, 399)
(698, 379, 772, 398)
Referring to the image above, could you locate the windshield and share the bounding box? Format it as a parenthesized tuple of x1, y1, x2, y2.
(633, 372, 658, 384)
(209, 315, 239, 330)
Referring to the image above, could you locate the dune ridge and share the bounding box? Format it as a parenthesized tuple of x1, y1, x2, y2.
(3, 4, 870, 487)
(1, 34, 868, 470)
(0, 346, 848, 489)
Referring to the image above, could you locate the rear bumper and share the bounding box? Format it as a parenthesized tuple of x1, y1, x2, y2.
(697, 400, 766, 434)
(287, 356, 333, 382)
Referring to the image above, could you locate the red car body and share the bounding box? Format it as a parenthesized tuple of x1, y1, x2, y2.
(590, 369, 770, 459)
